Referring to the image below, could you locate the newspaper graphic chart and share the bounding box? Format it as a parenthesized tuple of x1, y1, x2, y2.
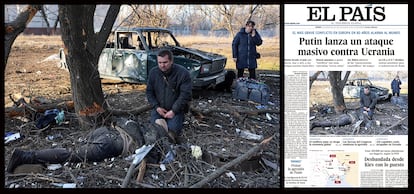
(308, 152, 358, 187)
(283, 4, 408, 188)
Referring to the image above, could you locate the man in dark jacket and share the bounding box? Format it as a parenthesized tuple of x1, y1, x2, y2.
(360, 85, 378, 120)
(6, 118, 168, 174)
(232, 20, 263, 80)
(146, 49, 192, 142)
(391, 75, 402, 96)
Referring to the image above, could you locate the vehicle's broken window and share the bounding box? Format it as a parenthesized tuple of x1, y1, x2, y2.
(149, 31, 176, 48)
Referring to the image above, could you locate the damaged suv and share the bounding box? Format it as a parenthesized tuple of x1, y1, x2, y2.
(343, 78, 391, 101)
(60, 27, 227, 89)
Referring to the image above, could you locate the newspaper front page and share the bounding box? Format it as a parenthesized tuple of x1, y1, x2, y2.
(283, 4, 408, 188)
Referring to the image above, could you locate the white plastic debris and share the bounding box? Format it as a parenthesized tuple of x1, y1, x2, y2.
(132, 144, 154, 165)
(47, 164, 62, 170)
(266, 113, 272, 121)
(5, 132, 21, 144)
(219, 112, 230, 117)
(151, 174, 159, 180)
(235, 128, 263, 141)
(160, 164, 167, 171)
(225, 172, 236, 182)
(190, 145, 202, 159)
(62, 183, 76, 188)
(51, 183, 76, 188)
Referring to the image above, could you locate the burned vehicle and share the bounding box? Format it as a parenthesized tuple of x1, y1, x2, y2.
(60, 27, 227, 89)
(343, 78, 391, 101)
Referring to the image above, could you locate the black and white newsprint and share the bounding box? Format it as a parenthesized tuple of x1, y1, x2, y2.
(284, 4, 408, 188)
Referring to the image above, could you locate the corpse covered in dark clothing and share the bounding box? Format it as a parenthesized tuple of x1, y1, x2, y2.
(7, 118, 170, 174)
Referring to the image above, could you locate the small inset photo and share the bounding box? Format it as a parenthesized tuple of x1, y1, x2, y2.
(309, 71, 408, 135)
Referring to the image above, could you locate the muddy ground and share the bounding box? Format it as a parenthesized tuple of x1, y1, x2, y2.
(309, 97, 408, 136)
(3, 38, 280, 188)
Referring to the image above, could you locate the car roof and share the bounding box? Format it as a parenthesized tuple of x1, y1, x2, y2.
(113, 26, 172, 33)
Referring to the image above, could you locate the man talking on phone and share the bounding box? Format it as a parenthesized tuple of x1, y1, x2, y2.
(232, 20, 263, 80)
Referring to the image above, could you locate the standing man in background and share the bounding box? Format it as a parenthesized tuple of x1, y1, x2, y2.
(391, 75, 402, 97)
(232, 20, 263, 80)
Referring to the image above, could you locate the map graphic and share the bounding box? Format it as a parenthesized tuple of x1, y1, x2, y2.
(308, 152, 359, 187)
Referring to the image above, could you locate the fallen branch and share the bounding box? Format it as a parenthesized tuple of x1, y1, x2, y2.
(5, 172, 67, 186)
(121, 144, 153, 188)
(98, 174, 156, 188)
(190, 106, 279, 120)
(135, 159, 146, 183)
(109, 104, 152, 116)
(378, 116, 408, 135)
(190, 134, 275, 188)
(5, 96, 74, 118)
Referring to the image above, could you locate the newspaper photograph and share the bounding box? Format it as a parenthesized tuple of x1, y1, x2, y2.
(283, 4, 408, 188)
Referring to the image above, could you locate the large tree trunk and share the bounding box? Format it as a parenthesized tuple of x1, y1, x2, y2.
(58, 5, 120, 129)
(309, 71, 323, 89)
(328, 71, 351, 113)
(4, 5, 42, 70)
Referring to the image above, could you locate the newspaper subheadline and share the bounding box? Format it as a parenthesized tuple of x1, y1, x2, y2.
(364, 156, 405, 168)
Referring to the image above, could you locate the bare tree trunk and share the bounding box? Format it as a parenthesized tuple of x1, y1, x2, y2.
(247, 4, 260, 21)
(328, 71, 351, 113)
(58, 5, 120, 129)
(39, 5, 51, 35)
(4, 5, 42, 70)
(53, 16, 59, 34)
(309, 71, 322, 89)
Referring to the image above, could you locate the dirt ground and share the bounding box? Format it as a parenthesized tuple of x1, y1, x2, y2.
(309, 97, 408, 136)
(3, 37, 280, 188)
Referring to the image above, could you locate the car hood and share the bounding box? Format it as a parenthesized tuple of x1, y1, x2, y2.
(171, 46, 226, 61)
(371, 85, 388, 92)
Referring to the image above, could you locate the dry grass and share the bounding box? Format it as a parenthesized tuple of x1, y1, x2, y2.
(177, 35, 280, 71)
(13, 35, 63, 49)
(310, 80, 409, 106)
(12, 34, 280, 71)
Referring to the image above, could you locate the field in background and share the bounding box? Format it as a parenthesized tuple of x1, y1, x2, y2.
(12, 34, 280, 71)
(309, 80, 409, 106)
(177, 35, 280, 71)
(12, 35, 63, 50)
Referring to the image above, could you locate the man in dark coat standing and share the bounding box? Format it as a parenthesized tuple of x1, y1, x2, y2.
(232, 20, 263, 80)
(391, 75, 402, 96)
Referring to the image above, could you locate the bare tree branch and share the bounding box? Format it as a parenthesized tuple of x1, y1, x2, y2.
(4, 5, 42, 69)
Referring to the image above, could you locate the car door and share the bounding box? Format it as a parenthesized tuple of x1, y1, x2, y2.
(343, 81, 360, 98)
(108, 32, 149, 83)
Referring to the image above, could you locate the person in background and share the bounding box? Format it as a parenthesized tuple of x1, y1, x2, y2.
(391, 75, 402, 97)
(360, 85, 378, 120)
(232, 20, 263, 80)
(146, 49, 192, 143)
